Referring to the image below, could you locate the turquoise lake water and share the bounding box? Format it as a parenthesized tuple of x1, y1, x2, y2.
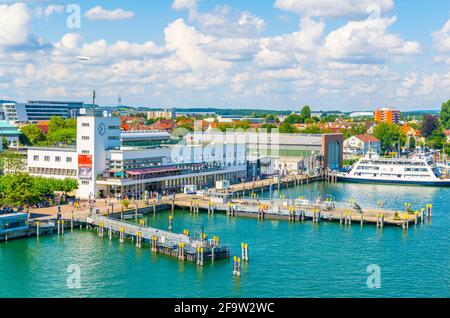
(0, 182, 449, 298)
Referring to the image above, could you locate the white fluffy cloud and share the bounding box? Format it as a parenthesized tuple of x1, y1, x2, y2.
(432, 19, 450, 66)
(321, 17, 420, 63)
(85, 6, 135, 21)
(0, 3, 31, 47)
(35, 5, 65, 18)
(274, 0, 394, 19)
(433, 19, 450, 52)
(1, 0, 448, 109)
(164, 19, 231, 74)
(172, 0, 198, 11)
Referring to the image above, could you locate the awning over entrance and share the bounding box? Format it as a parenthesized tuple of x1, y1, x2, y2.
(126, 166, 181, 176)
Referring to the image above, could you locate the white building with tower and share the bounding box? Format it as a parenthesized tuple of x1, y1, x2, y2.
(26, 114, 247, 199)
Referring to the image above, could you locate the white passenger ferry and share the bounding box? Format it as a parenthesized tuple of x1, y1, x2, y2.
(338, 150, 450, 186)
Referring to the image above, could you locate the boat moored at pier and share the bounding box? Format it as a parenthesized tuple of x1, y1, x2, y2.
(338, 150, 450, 186)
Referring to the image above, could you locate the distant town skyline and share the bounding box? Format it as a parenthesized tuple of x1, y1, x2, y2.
(0, 0, 449, 111)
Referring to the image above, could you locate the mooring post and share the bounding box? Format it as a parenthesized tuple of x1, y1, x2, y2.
(197, 247, 204, 266)
(71, 210, 74, 231)
(136, 231, 142, 249)
(426, 204, 432, 218)
(109, 226, 112, 240)
(57, 220, 60, 236)
(119, 227, 124, 243)
(233, 256, 241, 276)
(241, 243, 249, 262)
(36, 221, 40, 238)
(151, 235, 158, 253)
(168, 215, 173, 231)
(178, 242, 185, 261)
(360, 212, 364, 227)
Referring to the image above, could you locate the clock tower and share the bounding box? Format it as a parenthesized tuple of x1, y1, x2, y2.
(76, 114, 121, 199)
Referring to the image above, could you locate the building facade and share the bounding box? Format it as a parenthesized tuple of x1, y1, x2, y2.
(27, 115, 247, 199)
(187, 131, 343, 176)
(374, 108, 401, 124)
(4, 100, 84, 123)
(0, 121, 21, 149)
(147, 109, 175, 120)
(343, 135, 381, 156)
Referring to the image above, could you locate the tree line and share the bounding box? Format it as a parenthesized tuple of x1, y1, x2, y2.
(0, 173, 78, 209)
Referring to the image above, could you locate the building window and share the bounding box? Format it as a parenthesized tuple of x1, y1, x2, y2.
(81, 181, 90, 185)
(82, 136, 90, 140)
(66, 157, 72, 163)
(82, 123, 90, 127)
(82, 150, 89, 154)
(55, 156, 61, 162)
(44, 156, 50, 162)
(33, 155, 39, 161)
(108, 136, 119, 140)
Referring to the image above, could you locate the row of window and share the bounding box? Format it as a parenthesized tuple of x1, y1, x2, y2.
(80, 123, 120, 130)
(29, 167, 77, 176)
(81, 136, 119, 141)
(33, 155, 73, 163)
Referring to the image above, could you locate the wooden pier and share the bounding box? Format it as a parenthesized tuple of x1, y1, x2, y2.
(229, 174, 324, 196)
(86, 215, 230, 264)
(166, 195, 431, 228)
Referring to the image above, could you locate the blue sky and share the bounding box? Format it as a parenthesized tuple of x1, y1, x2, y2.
(0, 0, 450, 111)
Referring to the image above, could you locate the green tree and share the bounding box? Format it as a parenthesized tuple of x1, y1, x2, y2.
(341, 124, 368, 140)
(426, 129, 446, 150)
(440, 100, 450, 129)
(20, 124, 45, 145)
(373, 123, 406, 154)
(0, 174, 43, 207)
(279, 122, 297, 133)
(260, 124, 277, 132)
(300, 124, 322, 134)
(0, 174, 78, 208)
(300, 105, 311, 120)
(284, 114, 304, 124)
(121, 199, 130, 209)
(2, 137, 7, 149)
(46, 116, 77, 145)
(0, 151, 26, 174)
(264, 114, 279, 123)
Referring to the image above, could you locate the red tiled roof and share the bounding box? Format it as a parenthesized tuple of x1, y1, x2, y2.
(355, 134, 380, 143)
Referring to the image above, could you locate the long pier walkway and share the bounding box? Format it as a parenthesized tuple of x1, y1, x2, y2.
(87, 215, 230, 264)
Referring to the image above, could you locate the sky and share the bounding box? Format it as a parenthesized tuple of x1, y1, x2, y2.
(0, 0, 449, 111)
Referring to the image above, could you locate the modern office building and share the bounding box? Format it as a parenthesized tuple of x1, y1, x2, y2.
(374, 108, 401, 124)
(1, 100, 84, 123)
(0, 102, 27, 122)
(27, 114, 247, 199)
(22, 100, 84, 122)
